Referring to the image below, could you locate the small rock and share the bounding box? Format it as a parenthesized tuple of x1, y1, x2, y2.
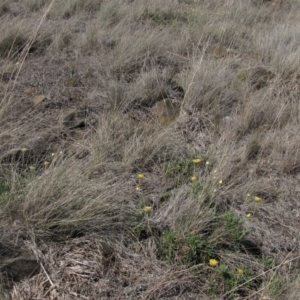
(63, 77, 82, 87)
(33, 94, 46, 105)
(24, 88, 33, 95)
(211, 46, 228, 57)
(60, 109, 85, 129)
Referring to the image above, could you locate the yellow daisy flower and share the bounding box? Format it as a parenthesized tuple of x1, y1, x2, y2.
(143, 206, 152, 213)
(137, 173, 145, 179)
(192, 158, 201, 164)
(190, 175, 197, 182)
(254, 196, 262, 203)
(209, 259, 219, 267)
(237, 268, 244, 275)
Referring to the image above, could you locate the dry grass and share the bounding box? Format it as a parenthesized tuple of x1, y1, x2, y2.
(1, 0, 300, 299)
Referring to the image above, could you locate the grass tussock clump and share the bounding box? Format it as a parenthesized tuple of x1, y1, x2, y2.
(1, 0, 300, 299)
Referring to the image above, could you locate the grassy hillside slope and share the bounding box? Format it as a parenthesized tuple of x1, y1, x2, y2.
(1, 0, 300, 299)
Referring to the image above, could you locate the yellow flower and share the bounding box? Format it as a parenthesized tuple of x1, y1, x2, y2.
(254, 196, 262, 203)
(246, 193, 251, 198)
(51, 152, 55, 157)
(190, 175, 197, 182)
(246, 213, 253, 218)
(219, 180, 223, 185)
(21, 147, 28, 152)
(44, 161, 50, 167)
(206, 161, 210, 166)
(143, 206, 152, 213)
(136, 186, 141, 192)
(137, 173, 145, 179)
(29, 166, 35, 171)
(209, 259, 219, 267)
(192, 158, 201, 164)
(237, 268, 244, 275)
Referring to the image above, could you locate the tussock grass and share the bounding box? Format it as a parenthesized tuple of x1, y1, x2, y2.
(1, 0, 300, 298)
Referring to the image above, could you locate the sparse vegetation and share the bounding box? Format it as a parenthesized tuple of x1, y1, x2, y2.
(1, 0, 300, 299)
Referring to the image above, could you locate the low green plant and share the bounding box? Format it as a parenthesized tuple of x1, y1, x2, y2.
(0, 179, 11, 205)
(160, 229, 177, 262)
(221, 211, 246, 245)
(268, 277, 284, 297)
(262, 256, 274, 270)
(164, 154, 206, 186)
(159, 190, 174, 201)
(164, 158, 192, 178)
(219, 264, 239, 292)
(210, 264, 255, 300)
(190, 179, 208, 197)
(183, 232, 205, 264)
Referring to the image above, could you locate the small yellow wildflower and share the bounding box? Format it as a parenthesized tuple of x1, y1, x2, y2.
(51, 152, 55, 157)
(254, 196, 262, 203)
(237, 268, 244, 275)
(192, 158, 201, 164)
(206, 161, 210, 166)
(137, 173, 145, 179)
(143, 206, 152, 213)
(190, 175, 197, 182)
(136, 186, 141, 192)
(44, 161, 50, 167)
(29, 166, 35, 171)
(219, 180, 223, 185)
(21, 147, 28, 152)
(246, 193, 251, 198)
(209, 259, 219, 267)
(246, 213, 253, 218)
